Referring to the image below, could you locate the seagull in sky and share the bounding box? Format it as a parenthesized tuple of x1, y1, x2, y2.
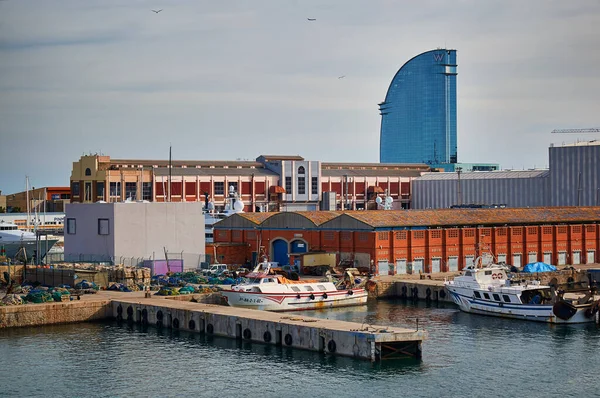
(338, 75, 346, 79)
(152, 9, 163, 13)
(307, 18, 316, 21)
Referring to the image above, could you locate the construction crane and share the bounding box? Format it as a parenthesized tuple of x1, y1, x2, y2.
(551, 128, 600, 134)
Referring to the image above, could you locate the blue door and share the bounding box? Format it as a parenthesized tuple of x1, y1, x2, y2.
(290, 240, 307, 254)
(272, 239, 289, 265)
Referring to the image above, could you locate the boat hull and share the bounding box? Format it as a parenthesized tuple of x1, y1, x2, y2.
(221, 288, 368, 311)
(0, 240, 58, 261)
(446, 286, 596, 324)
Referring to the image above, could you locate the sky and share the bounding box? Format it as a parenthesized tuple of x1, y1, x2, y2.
(1, 0, 600, 194)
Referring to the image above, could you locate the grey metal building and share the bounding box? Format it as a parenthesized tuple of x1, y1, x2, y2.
(549, 141, 600, 207)
(412, 140, 600, 209)
(412, 170, 550, 209)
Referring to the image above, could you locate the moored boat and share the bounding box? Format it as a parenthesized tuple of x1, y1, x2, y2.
(221, 262, 369, 311)
(444, 259, 600, 324)
(0, 221, 58, 261)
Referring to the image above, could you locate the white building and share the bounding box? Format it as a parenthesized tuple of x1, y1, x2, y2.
(64, 202, 204, 268)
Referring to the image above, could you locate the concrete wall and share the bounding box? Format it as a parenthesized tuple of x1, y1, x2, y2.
(64, 203, 115, 261)
(113, 202, 204, 268)
(65, 202, 205, 268)
(0, 300, 112, 328)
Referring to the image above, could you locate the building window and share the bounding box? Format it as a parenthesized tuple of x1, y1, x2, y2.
(298, 166, 305, 174)
(142, 182, 152, 201)
(125, 182, 137, 200)
(512, 228, 522, 236)
(96, 182, 105, 199)
(378, 232, 389, 240)
(214, 182, 224, 195)
(298, 177, 305, 194)
(98, 218, 110, 235)
(228, 182, 238, 195)
(464, 229, 475, 238)
(85, 168, 91, 176)
(72, 182, 80, 196)
(395, 231, 407, 240)
(430, 230, 442, 239)
(324, 231, 334, 241)
(527, 227, 538, 235)
(572, 225, 582, 234)
(448, 229, 459, 238)
(413, 231, 425, 239)
(311, 177, 318, 194)
(109, 182, 121, 197)
(497, 228, 507, 236)
(285, 177, 292, 194)
(66, 218, 76, 234)
(61, 193, 71, 200)
(51, 194, 60, 200)
(341, 231, 352, 241)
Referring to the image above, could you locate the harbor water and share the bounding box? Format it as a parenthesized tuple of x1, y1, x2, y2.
(1, 299, 599, 397)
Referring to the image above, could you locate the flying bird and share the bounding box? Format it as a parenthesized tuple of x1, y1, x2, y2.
(307, 18, 316, 21)
(152, 9, 163, 13)
(338, 75, 345, 79)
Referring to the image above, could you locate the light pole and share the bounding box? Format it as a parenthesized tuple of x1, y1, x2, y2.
(456, 167, 463, 206)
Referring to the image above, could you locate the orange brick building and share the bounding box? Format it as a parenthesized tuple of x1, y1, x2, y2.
(213, 207, 600, 274)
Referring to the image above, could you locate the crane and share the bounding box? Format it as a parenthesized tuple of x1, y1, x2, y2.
(551, 128, 600, 134)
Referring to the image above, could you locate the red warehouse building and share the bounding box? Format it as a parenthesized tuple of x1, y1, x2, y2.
(213, 207, 600, 275)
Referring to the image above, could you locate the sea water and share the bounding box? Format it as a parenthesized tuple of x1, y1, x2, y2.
(1, 299, 598, 398)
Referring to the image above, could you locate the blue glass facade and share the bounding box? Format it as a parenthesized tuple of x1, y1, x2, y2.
(379, 49, 457, 164)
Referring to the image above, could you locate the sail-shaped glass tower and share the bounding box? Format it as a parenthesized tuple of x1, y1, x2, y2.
(379, 49, 457, 164)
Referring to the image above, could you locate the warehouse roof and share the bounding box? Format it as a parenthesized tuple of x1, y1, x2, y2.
(416, 170, 549, 180)
(215, 207, 600, 230)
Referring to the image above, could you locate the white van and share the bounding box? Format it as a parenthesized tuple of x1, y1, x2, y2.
(205, 264, 228, 276)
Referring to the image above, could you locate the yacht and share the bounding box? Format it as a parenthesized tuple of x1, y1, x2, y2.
(204, 186, 245, 243)
(0, 221, 58, 261)
(444, 258, 600, 324)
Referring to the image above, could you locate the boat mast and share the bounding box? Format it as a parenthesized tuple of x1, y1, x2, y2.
(25, 176, 30, 231)
(168, 144, 172, 202)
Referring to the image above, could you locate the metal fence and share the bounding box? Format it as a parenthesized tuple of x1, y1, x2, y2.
(45, 252, 206, 270)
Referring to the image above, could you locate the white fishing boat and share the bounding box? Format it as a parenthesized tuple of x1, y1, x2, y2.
(221, 262, 369, 311)
(444, 259, 600, 324)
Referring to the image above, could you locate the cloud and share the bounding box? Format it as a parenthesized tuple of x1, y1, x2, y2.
(1, 0, 600, 193)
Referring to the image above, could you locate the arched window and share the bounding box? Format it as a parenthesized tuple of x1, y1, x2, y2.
(85, 168, 91, 176)
(297, 166, 305, 195)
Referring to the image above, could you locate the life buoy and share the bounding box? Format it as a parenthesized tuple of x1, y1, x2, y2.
(327, 340, 337, 353)
(172, 318, 180, 329)
(263, 331, 272, 343)
(243, 328, 252, 340)
(284, 333, 293, 346)
(189, 319, 196, 330)
(309, 294, 315, 300)
(322, 293, 328, 299)
(348, 290, 354, 296)
(206, 323, 214, 334)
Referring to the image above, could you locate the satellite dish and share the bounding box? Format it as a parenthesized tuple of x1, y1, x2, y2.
(233, 200, 244, 212)
(375, 196, 383, 205)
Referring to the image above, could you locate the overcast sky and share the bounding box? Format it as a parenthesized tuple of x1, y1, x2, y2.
(1, 0, 599, 194)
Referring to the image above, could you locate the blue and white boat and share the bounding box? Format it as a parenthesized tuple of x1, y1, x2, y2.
(444, 260, 599, 324)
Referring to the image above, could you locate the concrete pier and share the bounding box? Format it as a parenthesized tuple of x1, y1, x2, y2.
(112, 297, 426, 361)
